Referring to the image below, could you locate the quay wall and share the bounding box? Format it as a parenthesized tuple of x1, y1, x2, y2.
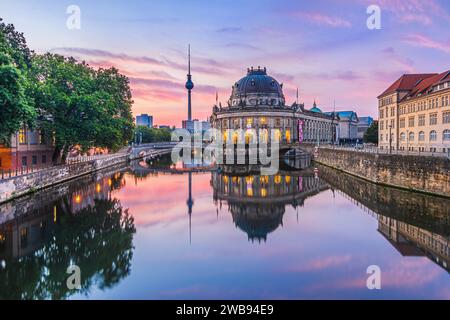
(312, 147, 450, 198)
(0, 155, 128, 204)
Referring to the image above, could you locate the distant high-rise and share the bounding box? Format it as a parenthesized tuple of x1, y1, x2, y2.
(136, 114, 153, 128)
(185, 45, 194, 122)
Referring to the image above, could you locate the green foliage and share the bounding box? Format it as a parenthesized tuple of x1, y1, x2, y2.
(134, 126, 172, 143)
(30, 53, 135, 161)
(0, 18, 134, 159)
(0, 30, 35, 143)
(363, 120, 378, 144)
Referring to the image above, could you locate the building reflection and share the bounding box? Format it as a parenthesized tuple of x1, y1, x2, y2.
(212, 167, 329, 242)
(318, 165, 450, 273)
(0, 170, 135, 299)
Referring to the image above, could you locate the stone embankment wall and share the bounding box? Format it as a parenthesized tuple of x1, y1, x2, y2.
(312, 147, 450, 198)
(0, 155, 128, 204)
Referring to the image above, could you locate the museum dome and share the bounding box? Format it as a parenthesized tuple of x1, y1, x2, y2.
(230, 67, 285, 100)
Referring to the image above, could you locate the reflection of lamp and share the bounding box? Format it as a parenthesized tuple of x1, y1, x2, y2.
(75, 195, 82, 204)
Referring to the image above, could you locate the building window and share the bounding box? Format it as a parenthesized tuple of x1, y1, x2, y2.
(39, 131, 45, 144)
(409, 132, 414, 141)
(246, 118, 253, 127)
(19, 127, 27, 144)
(42, 155, 47, 164)
(443, 112, 450, 124)
(400, 132, 406, 141)
(399, 118, 405, 128)
(408, 117, 415, 127)
(260, 117, 267, 126)
(390, 119, 395, 129)
(380, 134, 383, 142)
(275, 118, 281, 127)
(285, 129, 291, 143)
(430, 113, 438, 125)
(21, 156, 27, 166)
(418, 115, 425, 126)
(444, 130, 450, 141)
(430, 130, 437, 141)
(390, 107, 395, 117)
(418, 131, 425, 141)
(32, 155, 37, 165)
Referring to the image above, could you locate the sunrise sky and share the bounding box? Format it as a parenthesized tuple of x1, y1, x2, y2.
(1, 0, 449, 126)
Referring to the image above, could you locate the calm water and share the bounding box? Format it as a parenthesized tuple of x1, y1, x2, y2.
(0, 156, 449, 300)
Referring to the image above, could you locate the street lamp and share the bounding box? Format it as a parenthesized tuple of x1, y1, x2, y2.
(406, 129, 409, 154)
(389, 124, 392, 154)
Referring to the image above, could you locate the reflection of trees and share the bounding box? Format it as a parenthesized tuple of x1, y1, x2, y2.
(0, 198, 135, 300)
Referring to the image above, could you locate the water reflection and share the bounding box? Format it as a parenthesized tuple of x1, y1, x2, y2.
(317, 165, 450, 272)
(0, 170, 136, 300)
(212, 168, 328, 242)
(0, 156, 448, 299)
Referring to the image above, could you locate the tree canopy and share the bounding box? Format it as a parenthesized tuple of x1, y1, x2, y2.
(0, 19, 35, 143)
(134, 126, 172, 144)
(30, 53, 134, 161)
(0, 18, 134, 160)
(363, 120, 378, 144)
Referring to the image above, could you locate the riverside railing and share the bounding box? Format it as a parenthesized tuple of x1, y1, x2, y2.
(0, 153, 127, 181)
(316, 144, 450, 158)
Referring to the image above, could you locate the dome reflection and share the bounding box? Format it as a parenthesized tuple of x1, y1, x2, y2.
(212, 167, 329, 242)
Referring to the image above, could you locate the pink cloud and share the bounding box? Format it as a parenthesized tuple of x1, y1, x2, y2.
(292, 12, 352, 28)
(402, 34, 450, 53)
(283, 255, 352, 273)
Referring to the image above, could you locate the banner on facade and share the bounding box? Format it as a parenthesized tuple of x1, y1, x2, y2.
(298, 120, 304, 143)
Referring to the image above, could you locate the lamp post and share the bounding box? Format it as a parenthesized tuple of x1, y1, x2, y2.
(389, 124, 392, 154)
(406, 129, 409, 155)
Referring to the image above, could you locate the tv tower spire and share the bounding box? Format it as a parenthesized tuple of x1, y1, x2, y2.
(185, 44, 194, 121)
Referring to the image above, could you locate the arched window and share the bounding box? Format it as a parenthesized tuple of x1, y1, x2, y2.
(430, 130, 437, 141)
(409, 132, 414, 141)
(418, 131, 425, 141)
(400, 132, 406, 141)
(443, 129, 450, 141)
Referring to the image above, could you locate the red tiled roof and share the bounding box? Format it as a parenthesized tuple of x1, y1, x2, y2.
(403, 70, 450, 100)
(378, 73, 437, 98)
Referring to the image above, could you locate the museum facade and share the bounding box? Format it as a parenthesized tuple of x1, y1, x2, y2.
(210, 67, 338, 145)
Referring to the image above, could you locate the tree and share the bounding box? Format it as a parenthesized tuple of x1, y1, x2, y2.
(363, 120, 378, 144)
(134, 126, 171, 144)
(0, 19, 35, 143)
(0, 33, 35, 143)
(30, 54, 135, 163)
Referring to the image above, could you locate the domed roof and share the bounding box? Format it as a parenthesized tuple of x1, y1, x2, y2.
(231, 67, 284, 99)
(309, 101, 322, 113)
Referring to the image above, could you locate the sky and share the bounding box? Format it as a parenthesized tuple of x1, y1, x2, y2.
(1, 0, 450, 127)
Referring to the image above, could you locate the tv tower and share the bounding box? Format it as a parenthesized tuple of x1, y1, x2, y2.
(185, 44, 194, 121)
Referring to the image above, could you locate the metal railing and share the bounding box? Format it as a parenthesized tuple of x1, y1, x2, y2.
(1, 153, 128, 181)
(316, 144, 450, 158)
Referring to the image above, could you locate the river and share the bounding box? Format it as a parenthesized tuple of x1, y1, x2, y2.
(0, 155, 448, 299)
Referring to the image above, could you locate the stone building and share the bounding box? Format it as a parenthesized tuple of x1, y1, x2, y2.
(210, 67, 338, 145)
(378, 70, 450, 153)
(0, 126, 54, 170)
(357, 116, 374, 140)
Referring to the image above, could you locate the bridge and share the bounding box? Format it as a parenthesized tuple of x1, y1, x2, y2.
(129, 142, 177, 160)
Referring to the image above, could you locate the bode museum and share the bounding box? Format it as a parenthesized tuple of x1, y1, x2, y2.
(210, 67, 338, 145)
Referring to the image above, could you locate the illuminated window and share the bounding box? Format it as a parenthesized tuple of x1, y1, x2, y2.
(19, 127, 27, 144)
(260, 188, 267, 197)
(273, 129, 281, 142)
(285, 129, 291, 143)
(246, 118, 253, 127)
(260, 117, 267, 125)
(274, 175, 282, 184)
